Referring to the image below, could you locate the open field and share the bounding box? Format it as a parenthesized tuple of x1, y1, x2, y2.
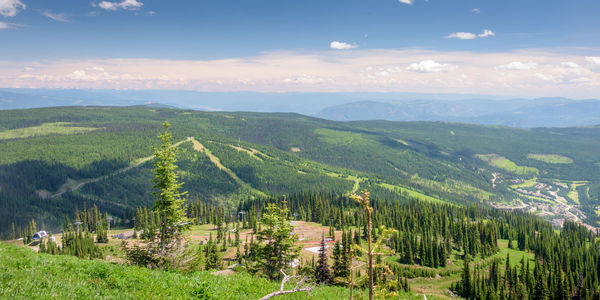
(527, 153, 573, 164)
(0, 122, 100, 140)
(476, 154, 539, 176)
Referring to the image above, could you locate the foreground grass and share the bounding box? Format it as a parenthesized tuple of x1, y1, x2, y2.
(0, 243, 428, 299)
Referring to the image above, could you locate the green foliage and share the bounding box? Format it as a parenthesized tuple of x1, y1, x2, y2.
(2, 106, 600, 236)
(314, 233, 332, 284)
(152, 122, 189, 254)
(254, 201, 300, 280)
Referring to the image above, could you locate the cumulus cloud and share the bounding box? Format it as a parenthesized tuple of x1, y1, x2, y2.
(0, 0, 25, 17)
(330, 41, 357, 50)
(478, 29, 495, 38)
(407, 60, 457, 73)
(535, 73, 556, 82)
(560, 62, 579, 69)
(586, 57, 600, 65)
(446, 32, 477, 40)
(446, 29, 494, 40)
(398, 0, 414, 4)
(98, 0, 143, 11)
(495, 61, 537, 70)
(41, 10, 70, 22)
(586, 57, 600, 71)
(472, 8, 480, 14)
(2, 49, 599, 97)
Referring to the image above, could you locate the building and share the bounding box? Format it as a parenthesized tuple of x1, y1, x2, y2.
(32, 231, 48, 240)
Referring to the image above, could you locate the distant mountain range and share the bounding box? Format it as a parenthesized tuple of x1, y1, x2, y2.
(316, 98, 600, 128)
(2, 88, 599, 128)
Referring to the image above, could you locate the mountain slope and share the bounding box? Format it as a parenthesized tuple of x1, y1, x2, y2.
(1, 106, 599, 235)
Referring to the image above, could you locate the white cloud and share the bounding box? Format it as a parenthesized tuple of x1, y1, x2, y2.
(330, 41, 357, 50)
(535, 73, 555, 82)
(586, 57, 600, 70)
(495, 61, 537, 70)
(445, 32, 477, 40)
(407, 60, 457, 73)
(478, 29, 495, 38)
(446, 29, 494, 40)
(0, 0, 25, 17)
(2, 49, 600, 97)
(41, 11, 70, 22)
(560, 62, 579, 69)
(98, 0, 143, 11)
(0, 21, 21, 29)
(398, 0, 414, 4)
(472, 8, 480, 14)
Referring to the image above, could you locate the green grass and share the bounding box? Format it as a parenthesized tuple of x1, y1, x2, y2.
(377, 182, 445, 203)
(476, 154, 539, 176)
(526, 154, 573, 164)
(0, 122, 100, 140)
(3, 243, 417, 300)
(493, 239, 535, 268)
(568, 182, 587, 204)
(314, 128, 371, 146)
(510, 178, 538, 189)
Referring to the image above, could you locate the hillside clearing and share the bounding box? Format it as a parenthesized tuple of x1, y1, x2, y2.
(0, 122, 100, 140)
(476, 154, 539, 176)
(527, 153, 573, 164)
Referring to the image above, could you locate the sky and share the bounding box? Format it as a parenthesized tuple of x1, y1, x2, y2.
(1, 0, 600, 98)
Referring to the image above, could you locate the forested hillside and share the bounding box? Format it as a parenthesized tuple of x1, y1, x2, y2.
(1, 106, 599, 235)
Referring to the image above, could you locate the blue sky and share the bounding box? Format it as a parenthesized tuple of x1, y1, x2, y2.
(1, 0, 600, 97)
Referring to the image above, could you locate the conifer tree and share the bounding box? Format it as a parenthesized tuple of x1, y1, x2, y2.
(151, 121, 189, 254)
(332, 240, 346, 279)
(315, 233, 332, 284)
(461, 255, 472, 297)
(255, 201, 300, 280)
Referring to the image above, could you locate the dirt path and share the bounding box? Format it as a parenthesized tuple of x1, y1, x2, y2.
(351, 178, 360, 194)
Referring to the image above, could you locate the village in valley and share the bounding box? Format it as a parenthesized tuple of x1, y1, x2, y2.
(489, 173, 599, 232)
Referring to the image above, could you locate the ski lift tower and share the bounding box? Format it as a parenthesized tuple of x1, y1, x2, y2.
(238, 210, 246, 223)
(107, 216, 113, 232)
(74, 221, 83, 235)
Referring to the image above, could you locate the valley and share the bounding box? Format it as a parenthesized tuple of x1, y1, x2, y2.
(1, 106, 599, 234)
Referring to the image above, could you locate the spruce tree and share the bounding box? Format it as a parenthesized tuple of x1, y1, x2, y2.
(533, 259, 548, 300)
(255, 201, 300, 280)
(315, 233, 332, 284)
(461, 255, 472, 297)
(151, 122, 188, 255)
(332, 240, 345, 279)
